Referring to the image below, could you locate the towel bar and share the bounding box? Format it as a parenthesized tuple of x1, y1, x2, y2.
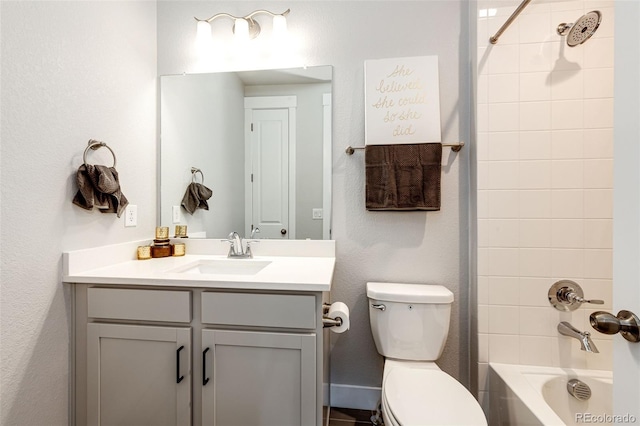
(84, 139, 117, 167)
(345, 141, 464, 155)
(191, 167, 204, 184)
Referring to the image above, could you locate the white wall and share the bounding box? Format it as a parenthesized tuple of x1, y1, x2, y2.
(0, 2, 157, 424)
(157, 0, 470, 399)
(474, 0, 615, 411)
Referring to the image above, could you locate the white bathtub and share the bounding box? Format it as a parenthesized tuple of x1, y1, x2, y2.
(489, 363, 613, 426)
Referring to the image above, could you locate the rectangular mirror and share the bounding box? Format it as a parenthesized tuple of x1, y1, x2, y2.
(159, 66, 332, 240)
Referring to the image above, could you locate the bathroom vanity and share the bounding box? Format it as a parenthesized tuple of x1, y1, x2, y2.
(63, 239, 335, 426)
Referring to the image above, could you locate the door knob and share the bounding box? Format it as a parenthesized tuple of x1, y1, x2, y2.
(590, 310, 640, 343)
(281, 229, 287, 235)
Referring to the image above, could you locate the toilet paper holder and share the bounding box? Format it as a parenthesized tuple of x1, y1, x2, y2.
(322, 303, 344, 328)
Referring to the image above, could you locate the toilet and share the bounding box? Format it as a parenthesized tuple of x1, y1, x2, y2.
(367, 282, 487, 426)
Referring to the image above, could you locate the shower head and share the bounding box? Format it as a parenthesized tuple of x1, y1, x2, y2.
(557, 10, 602, 47)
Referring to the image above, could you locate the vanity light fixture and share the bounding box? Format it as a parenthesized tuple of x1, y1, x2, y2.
(195, 9, 290, 44)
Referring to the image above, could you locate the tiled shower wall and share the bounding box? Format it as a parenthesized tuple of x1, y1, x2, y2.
(475, 0, 614, 406)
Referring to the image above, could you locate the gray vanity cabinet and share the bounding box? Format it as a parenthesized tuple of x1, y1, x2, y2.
(86, 323, 192, 426)
(73, 285, 325, 426)
(201, 329, 316, 425)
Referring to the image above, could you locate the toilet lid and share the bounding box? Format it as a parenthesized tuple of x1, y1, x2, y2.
(383, 368, 487, 425)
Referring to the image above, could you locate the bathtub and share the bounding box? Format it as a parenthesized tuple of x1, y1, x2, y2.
(489, 363, 613, 426)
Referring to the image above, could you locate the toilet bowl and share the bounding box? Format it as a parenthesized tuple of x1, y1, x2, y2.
(367, 282, 487, 426)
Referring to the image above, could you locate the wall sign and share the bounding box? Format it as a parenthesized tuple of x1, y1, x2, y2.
(364, 55, 441, 145)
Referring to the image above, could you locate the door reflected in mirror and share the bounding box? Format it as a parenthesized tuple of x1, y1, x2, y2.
(160, 66, 332, 240)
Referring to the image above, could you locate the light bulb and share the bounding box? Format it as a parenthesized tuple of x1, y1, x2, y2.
(272, 15, 287, 38)
(234, 18, 250, 42)
(196, 20, 212, 44)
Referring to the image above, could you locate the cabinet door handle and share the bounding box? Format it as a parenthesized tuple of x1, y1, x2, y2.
(176, 345, 185, 384)
(203, 347, 210, 386)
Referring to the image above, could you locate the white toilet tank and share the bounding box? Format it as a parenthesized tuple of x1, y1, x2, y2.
(367, 282, 454, 361)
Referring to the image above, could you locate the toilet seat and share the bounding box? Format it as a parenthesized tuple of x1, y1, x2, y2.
(382, 366, 487, 425)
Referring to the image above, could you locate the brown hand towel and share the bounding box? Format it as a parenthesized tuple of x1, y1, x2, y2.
(365, 143, 442, 211)
(181, 182, 213, 215)
(72, 164, 129, 217)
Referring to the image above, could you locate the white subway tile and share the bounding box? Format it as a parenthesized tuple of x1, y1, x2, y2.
(478, 161, 489, 190)
(488, 248, 520, 276)
(478, 219, 489, 248)
(584, 159, 613, 189)
(488, 276, 520, 305)
(520, 336, 553, 366)
(520, 277, 553, 307)
(583, 129, 613, 159)
(488, 161, 520, 190)
(551, 100, 583, 130)
(477, 132, 489, 161)
(580, 278, 613, 310)
(477, 74, 488, 105)
(488, 44, 520, 74)
(521, 102, 552, 131)
(478, 333, 489, 363)
(489, 334, 520, 363)
(489, 305, 520, 334)
(551, 219, 584, 248)
(520, 219, 551, 248)
(477, 103, 489, 132)
(478, 190, 489, 219)
(488, 132, 519, 161)
(583, 68, 614, 99)
(489, 190, 520, 218)
(478, 248, 489, 276)
(478, 275, 489, 305)
(551, 70, 584, 100)
(520, 131, 551, 160)
(487, 16, 520, 47)
(549, 41, 583, 71)
(520, 72, 551, 102)
(520, 43, 552, 73)
(551, 159, 583, 189)
(551, 130, 583, 159)
(584, 98, 614, 129)
(520, 307, 553, 336)
(489, 103, 520, 132)
(520, 190, 552, 219)
(584, 37, 614, 69)
(584, 189, 612, 218)
(551, 189, 584, 219)
(478, 304, 489, 333)
(488, 219, 520, 248)
(519, 248, 552, 277)
(518, 13, 553, 44)
(586, 339, 613, 371)
(552, 249, 584, 279)
(584, 219, 612, 249)
(489, 74, 520, 103)
(584, 249, 613, 279)
(519, 160, 551, 189)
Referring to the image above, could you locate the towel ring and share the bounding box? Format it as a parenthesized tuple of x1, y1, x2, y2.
(83, 139, 117, 168)
(191, 167, 204, 184)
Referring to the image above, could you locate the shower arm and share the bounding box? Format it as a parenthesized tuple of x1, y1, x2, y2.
(489, 0, 532, 44)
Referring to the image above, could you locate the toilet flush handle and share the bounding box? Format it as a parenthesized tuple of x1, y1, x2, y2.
(371, 303, 386, 311)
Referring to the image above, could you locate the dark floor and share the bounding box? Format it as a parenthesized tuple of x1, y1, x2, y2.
(323, 406, 377, 425)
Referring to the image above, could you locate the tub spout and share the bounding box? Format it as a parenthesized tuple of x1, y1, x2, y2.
(558, 321, 599, 353)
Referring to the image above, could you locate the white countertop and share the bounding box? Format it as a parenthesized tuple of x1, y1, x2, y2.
(63, 239, 335, 292)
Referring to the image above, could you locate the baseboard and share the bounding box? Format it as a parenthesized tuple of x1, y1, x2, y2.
(328, 383, 382, 410)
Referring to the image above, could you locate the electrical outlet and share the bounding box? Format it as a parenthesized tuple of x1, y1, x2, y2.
(125, 204, 137, 227)
(172, 206, 181, 224)
(312, 208, 323, 220)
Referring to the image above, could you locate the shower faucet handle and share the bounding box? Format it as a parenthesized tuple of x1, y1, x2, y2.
(548, 280, 604, 312)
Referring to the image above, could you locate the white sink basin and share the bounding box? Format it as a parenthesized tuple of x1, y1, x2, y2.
(169, 259, 272, 276)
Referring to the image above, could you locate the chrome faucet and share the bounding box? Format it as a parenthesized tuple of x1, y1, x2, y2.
(558, 321, 599, 353)
(223, 229, 260, 259)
